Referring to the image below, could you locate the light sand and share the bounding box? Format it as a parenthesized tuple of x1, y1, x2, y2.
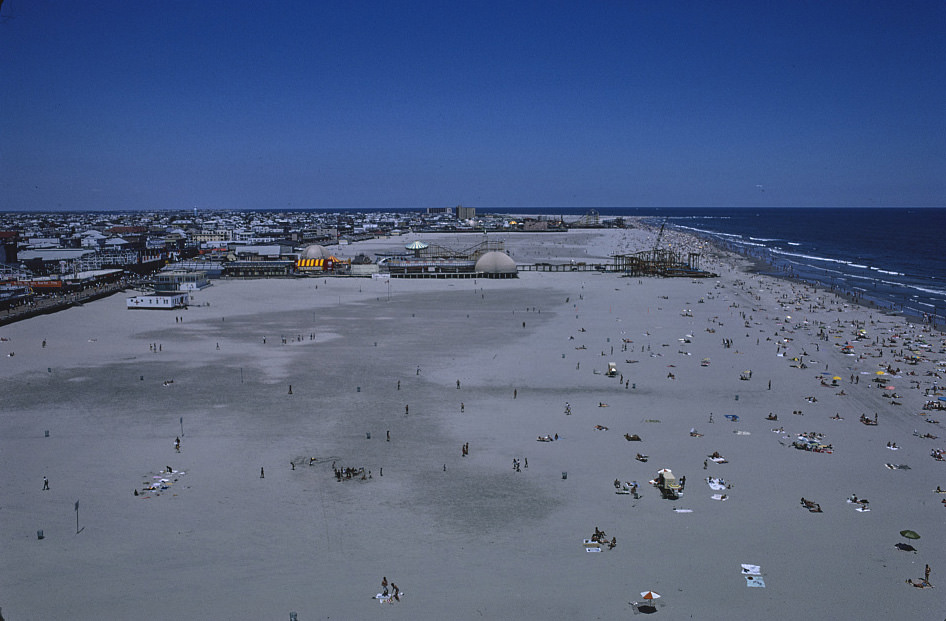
(1, 228, 944, 619)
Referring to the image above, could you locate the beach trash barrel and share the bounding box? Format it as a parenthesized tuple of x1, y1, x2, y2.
(357, 386, 361, 392)
(562, 472, 567, 479)
(735, 394, 739, 401)
(45, 430, 49, 438)
(37, 530, 44, 540)
(366, 432, 371, 439)
(290, 613, 298, 621)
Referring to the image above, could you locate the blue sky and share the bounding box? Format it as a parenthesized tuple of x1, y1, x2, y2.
(1, 1, 943, 211)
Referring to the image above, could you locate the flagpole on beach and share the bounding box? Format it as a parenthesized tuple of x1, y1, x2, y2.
(75, 500, 80, 534)
(180, 416, 184, 437)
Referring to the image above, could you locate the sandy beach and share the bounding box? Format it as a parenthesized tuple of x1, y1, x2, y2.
(1, 228, 944, 620)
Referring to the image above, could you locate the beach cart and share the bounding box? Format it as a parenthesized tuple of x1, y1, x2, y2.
(654, 468, 682, 500)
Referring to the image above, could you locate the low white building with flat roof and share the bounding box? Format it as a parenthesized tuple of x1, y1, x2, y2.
(127, 292, 188, 310)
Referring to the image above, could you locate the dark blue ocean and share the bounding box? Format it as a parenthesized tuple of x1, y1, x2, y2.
(503, 207, 946, 322)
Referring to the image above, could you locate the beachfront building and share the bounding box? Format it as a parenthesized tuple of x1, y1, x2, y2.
(126, 292, 188, 310)
(223, 260, 295, 278)
(154, 271, 211, 292)
(294, 244, 351, 274)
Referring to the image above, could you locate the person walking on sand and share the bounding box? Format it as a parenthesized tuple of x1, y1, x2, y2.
(43, 476, 49, 490)
(381, 576, 388, 596)
(260, 467, 265, 479)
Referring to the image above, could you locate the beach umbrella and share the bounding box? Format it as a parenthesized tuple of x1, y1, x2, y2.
(900, 529, 921, 540)
(832, 376, 842, 381)
(636, 591, 660, 614)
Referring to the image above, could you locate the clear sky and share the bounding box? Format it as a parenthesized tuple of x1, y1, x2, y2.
(1, 1, 943, 211)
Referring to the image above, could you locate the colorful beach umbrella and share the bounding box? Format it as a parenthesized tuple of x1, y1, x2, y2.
(900, 529, 921, 540)
(640, 591, 661, 600)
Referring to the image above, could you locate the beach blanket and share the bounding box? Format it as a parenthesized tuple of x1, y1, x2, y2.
(585, 547, 601, 553)
(673, 508, 693, 513)
(710, 457, 728, 463)
(139, 469, 186, 497)
(734, 430, 751, 436)
(707, 479, 727, 491)
(711, 494, 728, 501)
(856, 507, 871, 512)
(885, 463, 911, 470)
(741, 564, 761, 575)
(745, 576, 765, 587)
(375, 592, 405, 604)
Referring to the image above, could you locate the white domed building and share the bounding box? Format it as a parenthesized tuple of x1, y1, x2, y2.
(475, 251, 517, 278)
(296, 244, 348, 273)
(301, 244, 331, 260)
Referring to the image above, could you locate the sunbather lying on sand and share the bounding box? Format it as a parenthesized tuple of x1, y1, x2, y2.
(906, 579, 931, 588)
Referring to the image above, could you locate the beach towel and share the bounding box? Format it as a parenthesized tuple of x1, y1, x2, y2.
(711, 494, 728, 501)
(734, 430, 751, 436)
(885, 463, 911, 470)
(710, 457, 728, 463)
(375, 592, 405, 604)
(673, 508, 693, 513)
(856, 507, 870, 512)
(586, 547, 601, 553)
(707, 479, 727, 491)
(741, 564, 761, 575)
(745, 576, 765, 587)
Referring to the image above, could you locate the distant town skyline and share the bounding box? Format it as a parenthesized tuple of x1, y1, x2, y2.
(1, 1, 944, 212)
